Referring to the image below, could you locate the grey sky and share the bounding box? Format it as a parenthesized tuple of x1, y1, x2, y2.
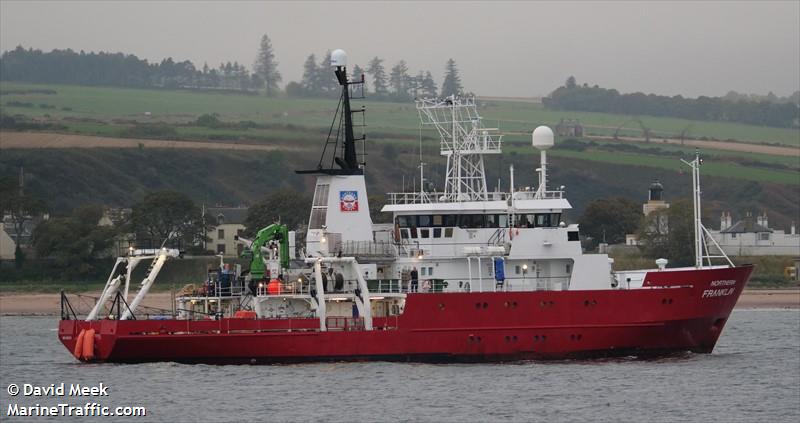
(1, 1, 798, 97)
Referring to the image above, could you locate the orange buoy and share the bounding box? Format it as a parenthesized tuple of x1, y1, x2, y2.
(82, 328, 96, 361)
(267, 279, 282, 295)
(73, 329, 86, 359)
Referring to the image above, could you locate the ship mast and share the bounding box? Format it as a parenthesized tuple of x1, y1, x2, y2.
(681, 151, 734, 268)
(416, 96, 502, 201)
(297, 49, 366, 175)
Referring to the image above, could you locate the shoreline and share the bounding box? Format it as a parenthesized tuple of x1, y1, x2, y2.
(0, 289, 797, 316)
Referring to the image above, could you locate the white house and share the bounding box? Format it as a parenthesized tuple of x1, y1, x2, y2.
(205, 207, 248, 257)
(709, 212, 800, 256)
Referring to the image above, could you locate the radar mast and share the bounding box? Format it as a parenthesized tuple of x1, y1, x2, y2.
(415, 96, 502, 201)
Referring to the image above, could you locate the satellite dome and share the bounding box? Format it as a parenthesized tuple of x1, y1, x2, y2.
(532, 126, 554, 150)
(331, 49, 347, 67)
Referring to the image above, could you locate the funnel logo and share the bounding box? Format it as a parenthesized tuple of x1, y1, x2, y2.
(340, 191, 359, 212)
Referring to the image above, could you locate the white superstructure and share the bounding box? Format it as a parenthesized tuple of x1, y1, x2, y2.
(375, 96, 612, 292)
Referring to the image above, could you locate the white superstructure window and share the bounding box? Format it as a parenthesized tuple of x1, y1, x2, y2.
(309, 184, 330, 229)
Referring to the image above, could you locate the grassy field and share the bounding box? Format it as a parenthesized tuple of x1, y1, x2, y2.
(3, 81, 799, 146)
(1, 81, 798, 189)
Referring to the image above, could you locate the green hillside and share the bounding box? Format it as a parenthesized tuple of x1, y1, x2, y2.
(3, 81, 799, 146)
(1, 81, 798, 230)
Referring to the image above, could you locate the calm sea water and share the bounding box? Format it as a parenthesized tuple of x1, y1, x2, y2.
(1, 309, 798, 422)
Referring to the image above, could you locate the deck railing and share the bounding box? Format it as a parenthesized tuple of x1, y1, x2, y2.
(385, 189, 565, 205)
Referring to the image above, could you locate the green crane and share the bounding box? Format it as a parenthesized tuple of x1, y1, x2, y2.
(241, 223, 290, 279)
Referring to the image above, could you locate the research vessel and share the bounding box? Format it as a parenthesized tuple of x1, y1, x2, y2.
(58, 49, 752, 363)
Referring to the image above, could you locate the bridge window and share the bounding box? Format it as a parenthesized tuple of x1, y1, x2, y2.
(444, 228, 454, 238)
(421, 229, 430, 239)
(410, 227, 418, 238)
(418, 215, 432, 227)
(397, 216, 412, 227)
(433, 228, 442, 238)
(444, 215, 457, 227)
(459, 214, 485, 228)
(568, 231, 579, 241)
(535, 214, 550, 227)
(432, 215, 443, 226)
(519, 213, 562, 228)
(486, 214, 509, 228)
(521, 214, 535, 228)
(401, 229, 410, 239)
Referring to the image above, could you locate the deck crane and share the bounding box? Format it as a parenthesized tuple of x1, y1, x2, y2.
(238, 223, 290, 279)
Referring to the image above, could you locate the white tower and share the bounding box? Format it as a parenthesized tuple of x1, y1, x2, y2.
(416, 96, 503, 201)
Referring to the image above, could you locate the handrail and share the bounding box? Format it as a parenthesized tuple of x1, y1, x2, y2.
(385, 189, 565, 205)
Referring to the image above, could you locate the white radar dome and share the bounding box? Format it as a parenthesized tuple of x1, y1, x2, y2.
(331, 49, 347, 67)
(532, 126, 554, 150)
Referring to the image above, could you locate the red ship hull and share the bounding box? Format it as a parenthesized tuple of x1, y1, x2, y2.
(58, 265, 753, 363)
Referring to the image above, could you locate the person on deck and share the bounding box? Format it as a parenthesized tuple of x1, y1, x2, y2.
(410, 267, 419, 293)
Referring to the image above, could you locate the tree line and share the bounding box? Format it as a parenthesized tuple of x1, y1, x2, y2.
(0, 45, 269, 92)
(286, 53, 464, 100)
(543, 76, 799, 128)
(0, 35, 466, 100)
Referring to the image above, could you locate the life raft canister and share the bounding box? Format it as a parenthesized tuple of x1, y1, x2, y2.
(267, 279, 282, 295)
(73, 329, 86, 359)
(82, 328, 96, 361)
(233, 310, 257, 319)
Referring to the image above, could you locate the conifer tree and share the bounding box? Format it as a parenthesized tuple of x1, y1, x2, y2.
(441, 58, 463, 98)
(366, 56, 388, 96)
(254, 34, 282, 96)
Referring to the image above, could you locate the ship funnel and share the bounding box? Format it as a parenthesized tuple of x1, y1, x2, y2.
(532, 126, 554, 198)
(331, 49, 347, 67)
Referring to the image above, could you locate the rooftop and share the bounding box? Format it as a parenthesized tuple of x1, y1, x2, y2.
(721, 218, 772, 234)
(206, 207, 248, 225)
